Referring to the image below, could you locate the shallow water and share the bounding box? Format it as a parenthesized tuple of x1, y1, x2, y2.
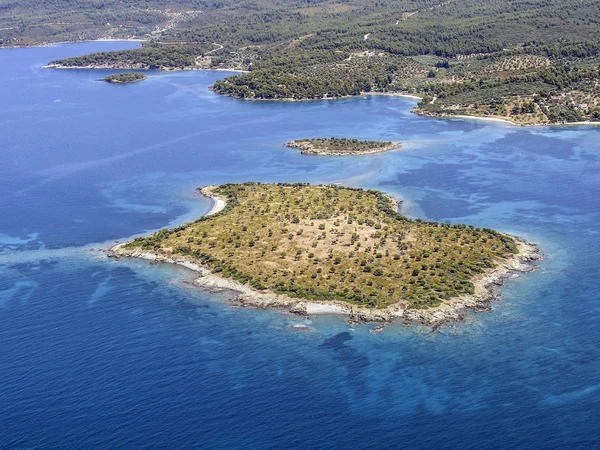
(1, 42, 599, 448)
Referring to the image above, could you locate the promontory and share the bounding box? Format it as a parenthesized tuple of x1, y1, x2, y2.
(110, 183, 539, 327)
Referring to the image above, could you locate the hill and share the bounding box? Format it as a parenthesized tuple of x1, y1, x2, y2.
(31, 0, 600, 123)
(8, 0, 600, 123)
(113, 183, 539, 324)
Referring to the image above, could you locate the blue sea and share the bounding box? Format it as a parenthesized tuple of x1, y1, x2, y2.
(1, 42, 599, 448)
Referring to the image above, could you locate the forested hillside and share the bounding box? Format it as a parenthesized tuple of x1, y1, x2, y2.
(0, 0, 206, 46)
(8, 0, 600, 123)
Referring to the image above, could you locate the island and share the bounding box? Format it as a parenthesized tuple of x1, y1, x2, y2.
(110, 183, 540, 327)
(286, 138, 400, 156)
(103, 72, 147, 84)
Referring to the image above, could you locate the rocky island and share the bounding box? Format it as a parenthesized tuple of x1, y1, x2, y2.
(110, 183, 540, 327)
(286, 138, 400, 156)
(103, 72, 147, 84)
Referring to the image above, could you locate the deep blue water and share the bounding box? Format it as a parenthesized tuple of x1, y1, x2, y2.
(1, 42, 600, 448)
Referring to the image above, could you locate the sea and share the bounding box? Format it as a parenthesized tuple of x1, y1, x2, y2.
(1, 41, 599, 448)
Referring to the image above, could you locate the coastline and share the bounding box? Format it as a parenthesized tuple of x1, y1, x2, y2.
(212, 89, 422, 103)
(108, 187, 541, 329)
(43, 63, 246, 73)
(22, 40, 600, 128)
(364, 91, 422, 100)
(1, 38, 143, 49)
(445, 114, 600, 128)
(104, 75, 147, 84)
(286, 140, 402, 156)
(414, 109, 600, 128)
(213, 89, 600, 127)
(212, 89, 600, 127)
(198, 186, 226, 215)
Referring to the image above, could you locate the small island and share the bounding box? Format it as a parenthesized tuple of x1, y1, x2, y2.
(110, 183, 539, 327)
(103, 72, 147, 84)
(286, 138, 400, 156)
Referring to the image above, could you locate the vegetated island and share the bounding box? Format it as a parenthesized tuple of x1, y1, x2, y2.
(286, 138, 400, 156)
(110, 183, 540, 328)
(103, 72, 147, 84)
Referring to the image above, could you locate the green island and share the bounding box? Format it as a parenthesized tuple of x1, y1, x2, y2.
(286, 138, 400, 156)
(103, 72, 147, 84)
(111, 183, 539, 326)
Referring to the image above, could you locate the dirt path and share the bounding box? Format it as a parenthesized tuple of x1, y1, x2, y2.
(205, 42, 224, 55)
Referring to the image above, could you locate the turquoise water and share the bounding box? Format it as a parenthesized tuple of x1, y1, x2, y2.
(1, 42, 599, 448)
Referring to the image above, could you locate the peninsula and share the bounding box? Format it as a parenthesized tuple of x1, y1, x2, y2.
(110, 183, 539, 327)
(103, 72, 147, 84)
(286, 138, 400, 156)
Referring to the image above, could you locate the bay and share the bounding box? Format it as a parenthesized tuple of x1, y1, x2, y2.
(1, 42, 599, 448)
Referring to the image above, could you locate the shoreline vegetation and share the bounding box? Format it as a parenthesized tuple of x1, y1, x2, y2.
(286, 138, 401, 156)
(43, 62, 247, 74)
(103, 72, 147, 84)
(108, 183, 540, 329)
(0, 38, 143, 49)
(41, 59, 598, 127)
(413, 110, 600, 127)
(5, 0, 600, 127)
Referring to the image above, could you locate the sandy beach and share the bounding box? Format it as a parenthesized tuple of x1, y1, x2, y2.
(364, 92, 422, 100)
(449, 115, 600, 127)
(416, 110, 600, 127)
(198, 186, 226, 215)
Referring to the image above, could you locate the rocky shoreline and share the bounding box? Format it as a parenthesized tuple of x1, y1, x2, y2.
(103, 74, 147, 84)
(108, 237, 540, 329)
(286, 140, 401, 156)
(108, 188, 541, 330)
(43, 63, 245, 73)
(44, 63, 151, 70)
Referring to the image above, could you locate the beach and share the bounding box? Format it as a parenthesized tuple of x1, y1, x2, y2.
(199, 186, 226, 215)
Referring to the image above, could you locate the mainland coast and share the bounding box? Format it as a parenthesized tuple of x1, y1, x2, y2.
(414, 108, 600, 127)
(43, 62, 246, 73)
(109, 184, 541, 329)
(41, 60, 597, 127)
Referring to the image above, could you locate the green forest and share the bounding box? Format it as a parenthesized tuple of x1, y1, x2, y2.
(103, 72, 147, 83)
(6, 0, 600, 123)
